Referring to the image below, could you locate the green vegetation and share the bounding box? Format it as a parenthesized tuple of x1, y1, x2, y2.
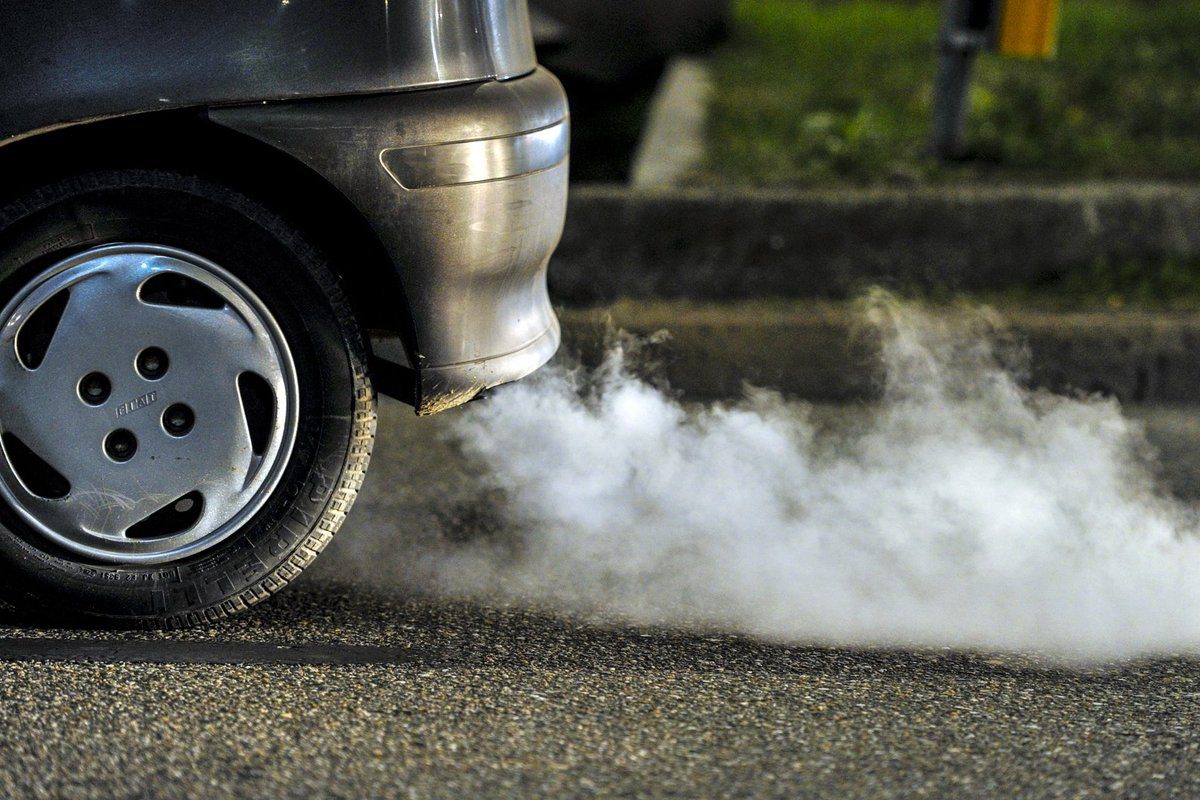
(990, 258, 1200, 310)
(700, 0, 1200, 186)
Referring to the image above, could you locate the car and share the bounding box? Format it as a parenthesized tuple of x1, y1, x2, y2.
(0, 0, 569, 627)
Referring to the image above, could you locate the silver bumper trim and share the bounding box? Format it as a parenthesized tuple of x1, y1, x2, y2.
(211, 68, 570, 414)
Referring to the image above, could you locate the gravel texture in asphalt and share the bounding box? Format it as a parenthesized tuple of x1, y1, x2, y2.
(3, 400, 1200, 798)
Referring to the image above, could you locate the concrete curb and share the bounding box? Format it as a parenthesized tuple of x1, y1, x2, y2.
(558, 303, 1200, 404)
(549, 183, 1200, 303)
(629, 57, 711, 188)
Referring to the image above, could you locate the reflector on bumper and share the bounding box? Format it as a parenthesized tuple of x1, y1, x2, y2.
(380, 120, 569, 190)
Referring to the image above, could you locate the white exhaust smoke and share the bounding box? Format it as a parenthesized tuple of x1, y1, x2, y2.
(414, 293, 1200, 660)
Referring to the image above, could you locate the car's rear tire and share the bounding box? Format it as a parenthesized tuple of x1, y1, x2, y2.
(0, 169, 375, 628)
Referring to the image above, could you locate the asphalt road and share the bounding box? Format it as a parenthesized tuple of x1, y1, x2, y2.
(3, 399, 1200, 798)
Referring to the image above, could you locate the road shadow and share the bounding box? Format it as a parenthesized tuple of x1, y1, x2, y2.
(0, 637, 434, 666)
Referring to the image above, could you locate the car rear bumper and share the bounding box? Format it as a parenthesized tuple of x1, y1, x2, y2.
(209, 68, 569, 414)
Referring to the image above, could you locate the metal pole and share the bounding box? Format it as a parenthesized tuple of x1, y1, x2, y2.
(929, 0, 994, 160)
(930, 42, 977, 159)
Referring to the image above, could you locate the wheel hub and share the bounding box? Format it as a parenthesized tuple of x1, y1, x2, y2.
(0, 244, 299, 564)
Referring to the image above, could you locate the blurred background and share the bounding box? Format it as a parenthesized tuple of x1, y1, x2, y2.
(532, 0, 1199, 187)
(537, 0, 1200, 405)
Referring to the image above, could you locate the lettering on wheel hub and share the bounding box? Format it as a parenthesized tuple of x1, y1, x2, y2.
(115, 390, 159, 418)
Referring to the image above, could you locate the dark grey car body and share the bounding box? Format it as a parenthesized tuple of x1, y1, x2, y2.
(0, 0, 569, 414)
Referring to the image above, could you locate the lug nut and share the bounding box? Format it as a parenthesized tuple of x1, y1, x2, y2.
(162, 403, 194, 437)
(136, 347, 169, 380)
(78, 372, 111, 405)
(104, 429, 137, 462)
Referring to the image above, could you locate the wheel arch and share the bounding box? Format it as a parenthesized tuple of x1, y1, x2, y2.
(0, 111, 419, 381)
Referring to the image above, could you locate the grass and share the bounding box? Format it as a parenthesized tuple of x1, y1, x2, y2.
(984, 258, 1200, 311)
(699, 0, 1200, 186)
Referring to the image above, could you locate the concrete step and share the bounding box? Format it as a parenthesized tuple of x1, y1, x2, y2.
(558, 301, 1200, 404)
(549, 184, 1200, 303)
